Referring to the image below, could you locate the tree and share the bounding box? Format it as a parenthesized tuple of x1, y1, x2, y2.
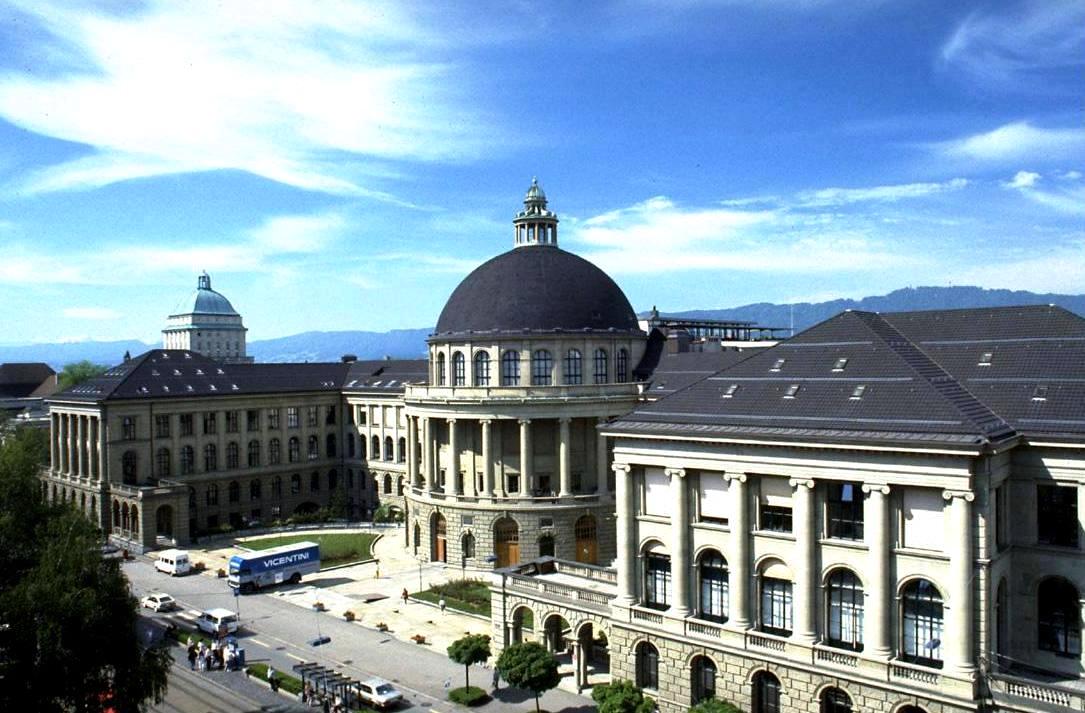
(0, 424, 171, 712)
(689, 698, 743, 713)
(495, 641, 560, 713)
(447, 633, 491, 689)
(591, 679, 656, 713)
(57, 360, 109, 392)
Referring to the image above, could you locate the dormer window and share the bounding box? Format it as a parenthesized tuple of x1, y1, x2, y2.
(723, 384, 739, 398)
(151, 369, 160, 376)
(1032, 385, 1048, 402)
(770, 358, 786, 373)
(209, 384, 217, 391)
(195, 369, 204, 375)
(173, 369, 182, 376)
(784, 384, 800, 399)
(850, 385, 866, 400)
(832, 358, 849, 372)
(978, 352, 993, 367)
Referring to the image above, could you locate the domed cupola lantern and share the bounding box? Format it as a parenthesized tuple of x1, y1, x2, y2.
(513, 177, 559, 247)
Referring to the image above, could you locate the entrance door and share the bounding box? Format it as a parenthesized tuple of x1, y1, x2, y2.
(494, 518, 519, 568)
(575, 515, 598, 564)
(432, 513, 447, 563)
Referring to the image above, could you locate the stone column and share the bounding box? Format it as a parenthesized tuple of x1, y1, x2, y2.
(863, 484, 892, 659)
(76, 415, 85, 477)
(422, 417, 433, 494)
(596, 418, 610, 496)
(518, 419, 532, 497)
(727, 474, 751, 630)
(481, 419, 494, 498)
(667, 468, 690, 617)
(558, 418, 572, 497)
(944, 489, 976, 678)
(791, 478, 817, 644)
(50, 413, 59, 471)
(448, 418, 461, 496)
(66, 414, 75, 476)
(97, 416, 106, 482)
(614, 463, 636, 605)
(407, 416, 419, 488)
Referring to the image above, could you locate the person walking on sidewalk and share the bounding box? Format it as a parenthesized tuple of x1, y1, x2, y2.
(401, 588, 409, 605)
(186, 643, 197, 670)
(492, 667, 500, 691)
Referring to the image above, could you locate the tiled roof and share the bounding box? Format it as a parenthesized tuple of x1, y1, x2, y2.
(611, 305, 1085, 448)
(643, 350, 758, 399)
(0, 362, 56, 398)
(342, 359, 428, 393)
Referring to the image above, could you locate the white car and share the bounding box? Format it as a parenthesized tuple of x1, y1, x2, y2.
(195, 608, 239, 636)
(356, 678, 403, 709)
(140, 593, 177, 612)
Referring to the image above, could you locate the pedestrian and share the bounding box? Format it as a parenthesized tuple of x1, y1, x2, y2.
(322, 695, 331, 713)
(492, 667, 500, 691)
(401, 587, 409, 605)
(186, 643, 197, 670)
(438, 597, 446, 614)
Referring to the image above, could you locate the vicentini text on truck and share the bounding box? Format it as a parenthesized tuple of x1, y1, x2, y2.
(228, 541, 321, 594)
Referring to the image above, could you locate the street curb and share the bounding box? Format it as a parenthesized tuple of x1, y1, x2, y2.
(409, 596, 491, 623)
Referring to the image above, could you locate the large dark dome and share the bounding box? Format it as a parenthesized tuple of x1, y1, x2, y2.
(433, 245, 640, 338)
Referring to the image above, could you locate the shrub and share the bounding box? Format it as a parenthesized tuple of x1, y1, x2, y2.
(592, 679, 655, 713)
(449, 686, 489, 706)
(216, 568, 226, 578)
(689, 699, 743, 713)
(344, 610, 356, 622)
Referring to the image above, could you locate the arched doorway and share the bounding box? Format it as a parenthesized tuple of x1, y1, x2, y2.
(156, 504, 174, 539)
(431, 512, 447, 563)
(575, 515, 598, 564)
(543, 614, 570, 653)
(575, 623, 609, 691)
(511, 605, 533, 645)
(413, 522, 421, 555)
(494, 517, 519, 567)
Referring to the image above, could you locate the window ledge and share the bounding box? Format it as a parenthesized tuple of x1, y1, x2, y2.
(693, 521, 730, 533)
(637, 515, 670, 525)
(754, 530, 796, 542)
(818, 538, 868, 551)
(893, 547, 949, 561)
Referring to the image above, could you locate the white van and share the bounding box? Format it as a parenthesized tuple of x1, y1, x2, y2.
(196, 608, 240, 636)
(154, 549, 191, 576)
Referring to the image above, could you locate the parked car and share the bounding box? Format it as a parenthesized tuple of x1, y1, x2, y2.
(195, 608, 239, 636)
(356, 678, 402, 709)
(154, 549, 191, 576)
(140, 593, 177, 612)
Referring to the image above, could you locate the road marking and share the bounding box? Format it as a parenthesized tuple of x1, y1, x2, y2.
(249, 638, 269, 647)
(285, 652, 307, 662)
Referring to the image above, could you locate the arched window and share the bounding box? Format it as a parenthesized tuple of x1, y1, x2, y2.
(112, 499, 121, 527)
(290, 473, 301, 494)
(326, 433, 336, 458)
(206, 484, 218, 505)
(593, 348, 608, 383)
(616, 348, 629, 383)
(384, 475, 392, 494)
(826, 569, 864, 650)
(474, 351, 490, 386)
(384, 436, 394, 461)
(204, 444, 217, 471)
(359, 436, 367, 459)
(122, 451, 138, 484)
(228, 480, 240, 503)
(563, 349, 582, 385)
(644, 543, 671, 610)
(397, 476, 405, 495)
(248, 440, 260, 467)
(760, 561, 793, 636)
(273, 476, 282, 497)
(698, 550, 729, 623)
(371, 435, 380, 459)
(398, 437, 406, 463)
(288, 437, 300, 463)
(155, 447, 170, 478)
(249, 479, 261, 501)
(635, 642, 659, 690)
(328, 469, 338, 491)
(130, 505, 138, 534)
(452, 351, 466, 386)
(188, 487, 197, 509)
(691, 655, 716, 705)
(310, 471, 320, 492)
(462, 532, 476, 559)
(752, 671, 781, 713)
(226, 441, 239, 469)
(307, 435, 318, 460)
(539, 533, 555, 557)
(269, 438, 281, 465)
(501, 351, 520, 386)
(436, 352, 446, 386)
(180, 445, 194, 475)
(819, 687, 852, 713)
(1039, 577, 1082, 656)
(901, 579, 944, 666)
(532, 350, 553, 386)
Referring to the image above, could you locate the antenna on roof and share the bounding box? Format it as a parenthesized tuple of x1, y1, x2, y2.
(123, 350, 131, 362)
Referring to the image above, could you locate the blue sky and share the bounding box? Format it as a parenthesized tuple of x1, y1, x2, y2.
(0, 0, 1082, 344)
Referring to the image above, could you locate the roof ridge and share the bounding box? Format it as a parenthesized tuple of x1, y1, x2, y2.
(851, 311, 1016, 441)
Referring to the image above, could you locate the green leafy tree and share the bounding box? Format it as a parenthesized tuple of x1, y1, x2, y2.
(495, 641, 560, 713)
(57, 360, 109, 392)
(592, 679, 656, 713)
(689, 698, 743, 713)
(0, 424, 171, 712)
(447, 633, 491, 689)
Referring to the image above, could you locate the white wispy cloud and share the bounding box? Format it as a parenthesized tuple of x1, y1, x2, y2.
(0, 1, 507, 200)
(1002, 170, 1085, 216)
(954, 239, 1085, 294)
(62, 307, 122, 320)
(796, 178, 968, 207)
(939, 122, 1085, 163)
(940, 1, 1085, 90)
(577, 196, 773, 251)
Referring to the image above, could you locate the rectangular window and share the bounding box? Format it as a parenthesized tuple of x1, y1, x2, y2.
(203, 412, 216, 435)
(643, 468, 671, 517)
(154, 414, 170, 439)
(760, 578, 793, 635)
(247, 409, 260, 431)
(698, 472, 730, 524)
(225, 411, 239, 433)
(287, 407, 299, 429)
(122, 416, 137, 440)
(267, 408, 280, 429)
(995, 484, 1007, 550)
(826, 482, 864, 540)
(325, 405, 336, 425)
(1038, 484, 1079, 548)
(291, 474, 301, 494)
(759, 477, 792, 533)
(307, 406, 318, 427)
(357, 407, 367, 425)
(180, 414, 194, 436)
(902, 489, 945, 551)
(645, 553, 671, 610)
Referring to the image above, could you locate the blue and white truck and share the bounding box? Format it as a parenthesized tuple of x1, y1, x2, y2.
(228, 541, 320, 593)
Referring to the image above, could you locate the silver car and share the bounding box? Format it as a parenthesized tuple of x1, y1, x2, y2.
(140, 592, 177, 612)
(356, 678, 403, 709)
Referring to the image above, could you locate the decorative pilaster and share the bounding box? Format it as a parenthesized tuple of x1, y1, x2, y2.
(944, 489, 976, 678)
(66, 414, 75, 476)
(518, 419, 532, 496)
(481, 419, 494, 497)
(422, 417, 433, 493)
(76, 415, 85, 477)
(558, 418, 572, 497)
(97, 416, 106, 482)
(614, 463, 636, 605)
(863, 483, 892, 659)
(596, 417, 610, 496)
(727, 473, 750, 630)
(448, 418, 461, 496)
(791, 478, 817, 644)
(407, 416, 419, 487)
(667, 468, 690, 617)
(50, 413, 59, 472)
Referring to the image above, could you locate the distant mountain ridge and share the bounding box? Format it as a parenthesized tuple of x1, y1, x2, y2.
(4, 286, 1083, 369)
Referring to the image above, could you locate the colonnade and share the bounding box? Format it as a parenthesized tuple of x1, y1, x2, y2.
(51, 411, 105, 480)
(613, 464, 976, 678)
(406, 414, 612, 500)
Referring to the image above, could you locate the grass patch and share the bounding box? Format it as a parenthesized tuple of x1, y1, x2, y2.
(413, 579, 491, 617)
(247, 662, 304, 695)
(239, 532, 378, 568)
(449, 685, 490, 706)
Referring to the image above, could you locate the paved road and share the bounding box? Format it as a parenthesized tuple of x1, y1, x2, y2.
(127, 558, 594, 713)
(150, 653, 305, 713)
